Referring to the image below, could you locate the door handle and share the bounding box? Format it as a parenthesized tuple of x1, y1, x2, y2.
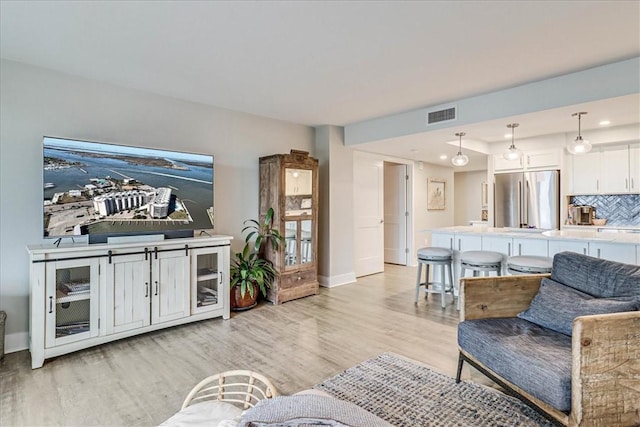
(379, 220, 384, 224)
(154, 281, 158, 296)
(519, 243, 522, 256)
(507, 242, 511, 256)
(597, 249, 601, 259)
(524, 180, 530, 227)
(145, 282, 149, 298)
(49, 296, 53, 314)
(517, 181, 522, 227)
(457, 239, 461, 251)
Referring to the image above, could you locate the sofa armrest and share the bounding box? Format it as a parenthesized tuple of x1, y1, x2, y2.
(571, 311, 640, 427)
(460, 275, 547, 321)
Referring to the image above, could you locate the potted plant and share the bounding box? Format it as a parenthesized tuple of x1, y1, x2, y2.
(230, 208, 284, 310)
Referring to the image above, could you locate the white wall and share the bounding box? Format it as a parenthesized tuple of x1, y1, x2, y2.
(315, 125, 356, 287)
(0, 59, 315, 351)
(411, 162, 455, 262)
(454, 170, 488, 226)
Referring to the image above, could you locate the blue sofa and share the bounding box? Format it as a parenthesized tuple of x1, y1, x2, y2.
(456, 252, 640, 426)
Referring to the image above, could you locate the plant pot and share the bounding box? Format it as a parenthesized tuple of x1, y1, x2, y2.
(230, 283, 259, 311)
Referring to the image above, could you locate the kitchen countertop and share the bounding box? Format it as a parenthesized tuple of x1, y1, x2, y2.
(428, 226, 640, 244)
(562, 224, 640, 231)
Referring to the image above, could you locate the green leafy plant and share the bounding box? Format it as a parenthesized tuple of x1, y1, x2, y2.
(241, 207, 284, 255)
(230, 244, 276, 298)
(231, 207, 284, 298)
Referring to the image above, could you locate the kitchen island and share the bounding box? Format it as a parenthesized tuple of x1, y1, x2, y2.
(428, 226, 640, 267)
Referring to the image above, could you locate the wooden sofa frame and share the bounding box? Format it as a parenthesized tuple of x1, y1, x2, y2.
(456, 275, 640, 427)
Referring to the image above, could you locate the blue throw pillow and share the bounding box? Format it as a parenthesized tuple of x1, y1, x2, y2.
(517, 278, 639, 336)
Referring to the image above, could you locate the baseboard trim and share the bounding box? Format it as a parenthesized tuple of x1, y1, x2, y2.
(5, 332, 29, 354)
(318, 272, 357, 288)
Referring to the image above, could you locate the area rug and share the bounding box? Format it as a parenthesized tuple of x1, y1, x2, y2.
(313, 352, 555, 427)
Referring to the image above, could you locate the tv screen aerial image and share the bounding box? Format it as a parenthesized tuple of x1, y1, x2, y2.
(43, 137, 214, 238)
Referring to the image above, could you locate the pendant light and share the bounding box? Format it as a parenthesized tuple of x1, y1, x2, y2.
(503, 123, 522, 161)
(567, 112, 592, 154)
(451, 132, 469, 166)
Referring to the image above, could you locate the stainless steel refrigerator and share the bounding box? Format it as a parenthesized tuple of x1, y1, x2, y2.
(494, 170, 560, 229)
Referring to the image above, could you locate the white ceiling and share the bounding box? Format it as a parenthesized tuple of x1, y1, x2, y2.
(1, 1, 639, 165)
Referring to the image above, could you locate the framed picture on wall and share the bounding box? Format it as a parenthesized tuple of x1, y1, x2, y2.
(427, 178, 446, 210)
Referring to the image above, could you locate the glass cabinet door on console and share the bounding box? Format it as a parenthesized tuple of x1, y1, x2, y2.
(45, 258, 100, 348)
(191, 246, 225, 314)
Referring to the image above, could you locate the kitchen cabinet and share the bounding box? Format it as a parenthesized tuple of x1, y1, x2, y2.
(431, 232, 454, 250)
(599, 146, 631, 193)
(260, 150, 319, 304)
(571, 151, 601, 194)
(512, 237, 548, 257)
(493, 149, 560, 173)
(454, 235, 482, 253)
(588, 242, 637, 265)
(493, 155, 523, 172)
(525, 150, 561, 170)
(548, 240, 588, 258)
(481, 236, 513, 256)
(28, 236, 231, 369)
(570, 144, 639, 194)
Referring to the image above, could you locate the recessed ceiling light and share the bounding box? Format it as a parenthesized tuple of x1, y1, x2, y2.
(504, 133, 511, 138)
(439, 154, 448, 160)
(599, 120, 611, 126)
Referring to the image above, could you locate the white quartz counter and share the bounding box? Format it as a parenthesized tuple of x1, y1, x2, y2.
(429, 226, 640, 244)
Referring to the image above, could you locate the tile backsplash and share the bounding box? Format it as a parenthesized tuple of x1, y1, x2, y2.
(569, 194, 640, 226)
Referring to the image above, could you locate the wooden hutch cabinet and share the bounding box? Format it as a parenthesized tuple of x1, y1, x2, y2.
(259, 150, 319, 304)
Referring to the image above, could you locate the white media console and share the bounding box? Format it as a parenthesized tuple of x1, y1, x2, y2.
(27, 235, 231, 369)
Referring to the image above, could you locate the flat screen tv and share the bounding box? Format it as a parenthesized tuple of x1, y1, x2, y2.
(43, 136, 214, 243)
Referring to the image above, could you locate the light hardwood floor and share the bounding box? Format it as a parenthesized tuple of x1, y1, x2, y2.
(0, 264, 480, 426)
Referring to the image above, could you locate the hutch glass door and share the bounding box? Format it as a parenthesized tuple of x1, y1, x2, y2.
(284, 168, 313, 268)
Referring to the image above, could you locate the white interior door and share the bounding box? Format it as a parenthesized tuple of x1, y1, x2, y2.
(384, 163, 407, 265)
(354, 154, 384, 277)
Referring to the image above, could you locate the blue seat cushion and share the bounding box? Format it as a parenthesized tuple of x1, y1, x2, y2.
(458, 317, 572, 412)
(551, 252, 640, 298)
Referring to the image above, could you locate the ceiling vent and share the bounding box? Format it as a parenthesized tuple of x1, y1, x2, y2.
(426, 106, 457, 126)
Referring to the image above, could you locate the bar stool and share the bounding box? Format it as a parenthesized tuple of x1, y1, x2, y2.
(460, 251, 503, 278)
(507, 255, 553, 275)
(415, 247, 455, 309)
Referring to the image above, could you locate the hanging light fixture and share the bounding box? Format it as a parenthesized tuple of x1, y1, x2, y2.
(503, 123, 522, 161)
(451, 132, 469, 166)
(567, 112, 592, 154)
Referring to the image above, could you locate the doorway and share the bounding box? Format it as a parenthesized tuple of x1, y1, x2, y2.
(354, 152, 412, 277)
(384, 162, 408, 265)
